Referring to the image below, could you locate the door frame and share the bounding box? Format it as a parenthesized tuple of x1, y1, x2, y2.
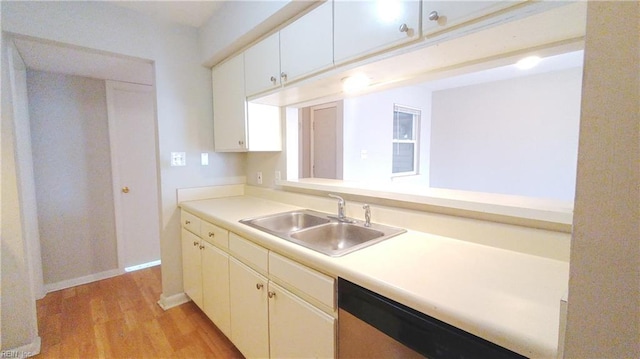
(309, 101, 344, 179)
(106, 80, 162, 271)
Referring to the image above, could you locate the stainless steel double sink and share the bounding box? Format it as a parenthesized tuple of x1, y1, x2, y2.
(240, 209, 406, 257)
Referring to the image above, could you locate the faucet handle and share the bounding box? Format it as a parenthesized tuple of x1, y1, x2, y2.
(363, 204, 371, 227)
(328, 193, 344, 203)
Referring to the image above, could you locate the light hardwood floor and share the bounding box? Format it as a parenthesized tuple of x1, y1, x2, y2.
(35, 266, 244, 358)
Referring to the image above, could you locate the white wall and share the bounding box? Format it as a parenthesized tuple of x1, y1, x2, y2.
(1, 34, 39, 351)
(1, 1, 245, 312)
(342, 85, 431, 185)
(430, 68, 582, 201)
(26, 70, 118, 285)
(564, 2, 639, 357)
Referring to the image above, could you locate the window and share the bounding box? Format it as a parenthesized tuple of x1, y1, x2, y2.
(392, 105, 420, 175)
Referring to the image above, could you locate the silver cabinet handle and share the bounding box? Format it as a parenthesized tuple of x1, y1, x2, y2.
(270, 76, 277, 84)
(268, 291, 276, 298)
(399, 23, 409, 32)
(428, 11, 439, 21)
(280, 72, 287, 81)
(256, 283, 264, 290)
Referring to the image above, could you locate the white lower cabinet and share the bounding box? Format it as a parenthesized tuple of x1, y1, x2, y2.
(229, 257, 270, 359)
(181, 228, 203, 309)
(202, 241, 231, 338)
(229, 256, 336, 359)
(182, 210, 336, 358)
(269, 281, 335, 358)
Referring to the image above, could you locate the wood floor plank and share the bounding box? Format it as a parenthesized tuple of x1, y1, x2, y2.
(35, 266, 244, 358)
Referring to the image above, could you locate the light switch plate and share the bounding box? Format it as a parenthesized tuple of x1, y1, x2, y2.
(201, 153, 209, 166)
(171, 152, 186, 166)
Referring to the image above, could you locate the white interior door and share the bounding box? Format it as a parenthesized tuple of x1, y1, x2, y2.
(311, 103, 340, 179)
(106, 81, 161, 270)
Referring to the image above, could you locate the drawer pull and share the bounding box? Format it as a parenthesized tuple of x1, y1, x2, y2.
(199, 245, 205, 250)
(208, 232, 215, 238)
(256, 283, 264, 290)
(193, 241, 199, 246)
(185, 220, 191, 225)
(268, 291, 276, 299)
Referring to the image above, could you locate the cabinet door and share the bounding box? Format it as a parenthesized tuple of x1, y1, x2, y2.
(202, 241, 231, 338)
(213, 53, 247, 152)
(181, 229, 203, 309)
(280, 1, 333, 82)
(244, 32, 281, 97)
(268, 282, 335, 359)
(334, 0, 421, 64)
(229, 257, 269, 359)
(422, 1, 524, 37)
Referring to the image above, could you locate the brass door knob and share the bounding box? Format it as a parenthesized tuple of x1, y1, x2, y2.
(122, 186, 130, 193)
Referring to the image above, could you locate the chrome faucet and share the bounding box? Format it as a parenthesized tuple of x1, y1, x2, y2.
(363, 204, 371, 227)
(328, 194, 346, 220)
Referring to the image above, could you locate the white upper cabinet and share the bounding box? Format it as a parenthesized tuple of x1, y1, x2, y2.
(213, 53, 281, 152)
(280, 1, 334, 82)
(422, 1, 525, 37)
(334, 0, 421, 64)
(244, 32, 281, 97)
(213, 53, 247, 152)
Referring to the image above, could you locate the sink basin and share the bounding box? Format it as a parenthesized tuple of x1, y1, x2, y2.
(241, 210, 330, 234)
(291, 223, 384, 253)
(240, 209, 406, 257)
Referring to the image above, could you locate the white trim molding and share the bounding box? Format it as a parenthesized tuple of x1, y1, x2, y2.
(43, 268, 123, 294)
(157, 292, 191, 310)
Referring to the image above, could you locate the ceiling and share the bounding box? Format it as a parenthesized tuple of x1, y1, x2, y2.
(111, 0, 225, 28)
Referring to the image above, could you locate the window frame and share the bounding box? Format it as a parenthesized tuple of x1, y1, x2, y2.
(391, 104, 421, 177)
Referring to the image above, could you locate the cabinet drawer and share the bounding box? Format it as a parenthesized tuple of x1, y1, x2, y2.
(181, 210, 201, 235)
(229, 233, 268, 274)
(269, 252, 335, 310)
(201, 221, 229, 249)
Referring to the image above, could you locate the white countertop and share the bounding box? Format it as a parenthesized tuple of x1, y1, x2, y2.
(180, 195, 569, 358)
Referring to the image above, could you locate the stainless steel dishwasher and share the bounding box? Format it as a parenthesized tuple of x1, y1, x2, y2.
(337, 278, 528, 359)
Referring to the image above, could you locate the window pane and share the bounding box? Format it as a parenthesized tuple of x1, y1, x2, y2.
(393, 111, 414, 140)
(392, 143, 414, 173)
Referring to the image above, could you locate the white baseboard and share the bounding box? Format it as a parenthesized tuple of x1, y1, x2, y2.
(1, 336, 41, 358)
(124, 259, 161, 272)
(44, 268, 123, 293)
(157, 292, 190, 310)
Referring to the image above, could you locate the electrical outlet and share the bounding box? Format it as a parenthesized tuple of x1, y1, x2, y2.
(171, 152, 186, 166)
(257, 171, 263, 184)
(200, 153, 209, 166)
